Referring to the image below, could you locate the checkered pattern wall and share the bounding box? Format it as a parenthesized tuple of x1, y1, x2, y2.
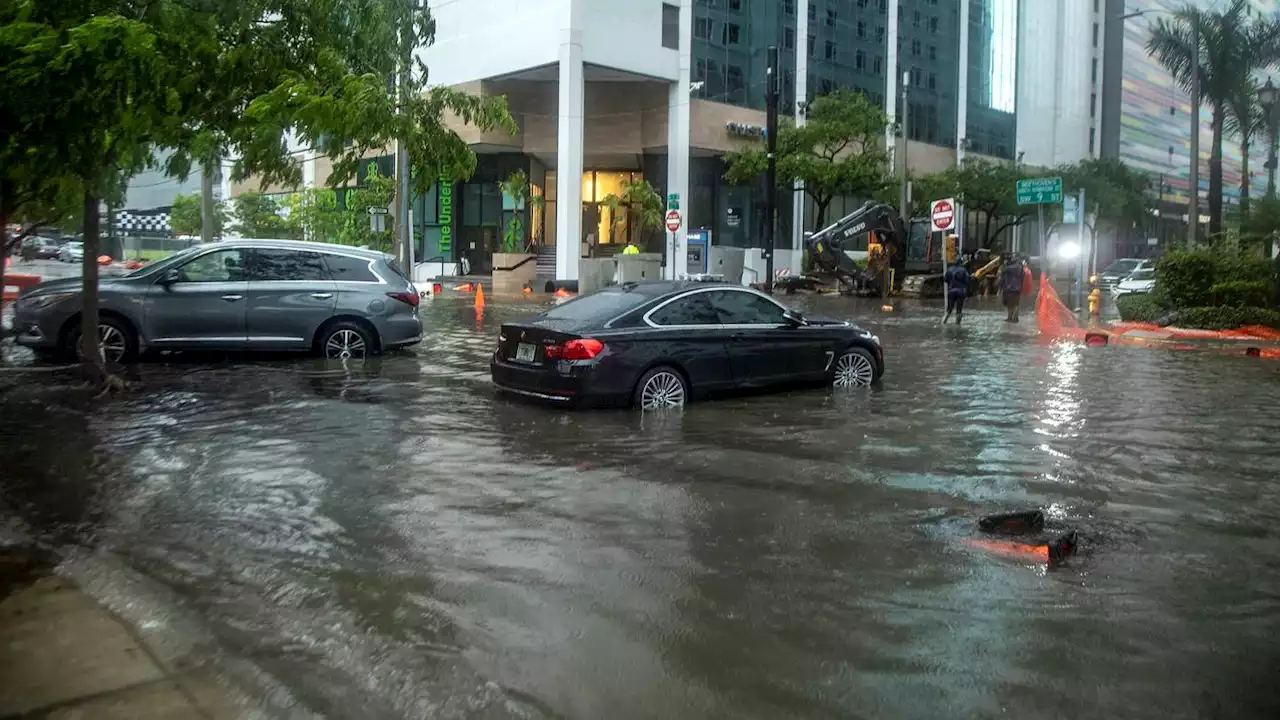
(114, 210, 171, 235)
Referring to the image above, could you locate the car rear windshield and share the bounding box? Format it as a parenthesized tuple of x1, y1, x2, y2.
(542, 288, 653, 322)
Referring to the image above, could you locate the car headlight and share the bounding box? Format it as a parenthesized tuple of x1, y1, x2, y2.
(18, 291, 76, 310)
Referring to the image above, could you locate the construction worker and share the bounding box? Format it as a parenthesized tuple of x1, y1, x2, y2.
(943, 256, 970, 325)
(1001, 252, 1026, 322)
(621, 240, 640, 255)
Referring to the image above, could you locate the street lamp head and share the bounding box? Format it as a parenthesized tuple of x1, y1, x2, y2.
(1058, 241, 1082, 260)
(1260, 78, 1278, 109)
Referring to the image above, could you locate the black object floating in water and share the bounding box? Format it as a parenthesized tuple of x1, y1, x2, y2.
(978, 510, 1046, 534)
(1047, 530, 1079, 565)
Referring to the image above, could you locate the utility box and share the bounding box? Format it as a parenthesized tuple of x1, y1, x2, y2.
(616, 253, 662, 284)
(708, 246, 744, 285)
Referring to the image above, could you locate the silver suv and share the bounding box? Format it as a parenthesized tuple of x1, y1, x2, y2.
(13, 239, 422, 362)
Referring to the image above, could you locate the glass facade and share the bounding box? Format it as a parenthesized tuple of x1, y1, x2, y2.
(690, 1, 1016, 158)
(965, 0, 1018, 159)
(899, 0, 962, 148)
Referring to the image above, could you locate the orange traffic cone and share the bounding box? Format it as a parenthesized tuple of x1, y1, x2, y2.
(554, 288, 571, 298)
(456, 283, 474, 292)
(474, 283, 485, 308)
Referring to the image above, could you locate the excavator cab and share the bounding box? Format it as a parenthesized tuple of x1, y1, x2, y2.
(805, 201, 907, 295)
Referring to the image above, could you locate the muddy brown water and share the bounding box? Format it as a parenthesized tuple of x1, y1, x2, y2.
(2, 296, 1280, 719)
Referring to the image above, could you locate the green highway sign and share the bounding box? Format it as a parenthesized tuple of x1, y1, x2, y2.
(667, 193, 680, 210)
(1016, 177, 1063, 205)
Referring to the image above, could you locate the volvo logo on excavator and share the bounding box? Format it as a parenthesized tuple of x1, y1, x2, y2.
(843, 222, 867, 238)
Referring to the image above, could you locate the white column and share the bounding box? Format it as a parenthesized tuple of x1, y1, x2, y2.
(666, 0, 692, 280)
(791, 0, 809, 250)
(886, 0, 900, 169)
(957, 0, 970, 165)
(555, 28, 585, 281)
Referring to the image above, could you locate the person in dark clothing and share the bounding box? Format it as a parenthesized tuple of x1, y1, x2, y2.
(943, 258, 970, 324)
(1001, 253, 1025, 322)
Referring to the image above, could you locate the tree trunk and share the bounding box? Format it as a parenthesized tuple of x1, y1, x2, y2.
(1240, 134, 1251, 219)
(79, 191, 106, 382)
(982, 210, 993, 250)
(812, 197, 830, 233)
(1209, 102, 1225, 237)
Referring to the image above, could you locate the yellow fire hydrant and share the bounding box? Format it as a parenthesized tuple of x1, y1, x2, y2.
(1088, 286, 1102, 320)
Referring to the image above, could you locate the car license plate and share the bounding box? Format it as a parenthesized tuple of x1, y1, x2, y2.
(515, 343, 537, 363)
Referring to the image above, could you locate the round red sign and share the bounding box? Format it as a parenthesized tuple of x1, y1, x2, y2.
(665, 209, 682, 232)
(931, 200, 954, 231)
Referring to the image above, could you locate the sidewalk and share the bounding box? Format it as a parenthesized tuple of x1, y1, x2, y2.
(1, 565, 248, 718)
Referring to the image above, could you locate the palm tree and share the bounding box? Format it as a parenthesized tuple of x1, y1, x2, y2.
(1147, 0, 1280, 238)
(1225, 78, 1268, 218)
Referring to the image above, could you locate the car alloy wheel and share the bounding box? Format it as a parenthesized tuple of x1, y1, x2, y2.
(324, 329, 367, 360)
(640, 370, 686, 409)
(833, 350, 875, 387)
(98, 324, 128, 364)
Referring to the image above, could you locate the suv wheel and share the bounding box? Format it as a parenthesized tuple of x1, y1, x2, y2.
(65, 316, 138, 365)
(320, 321, 373, 360)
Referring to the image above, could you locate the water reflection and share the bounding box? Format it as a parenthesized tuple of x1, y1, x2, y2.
(1, 297, 1279, 718)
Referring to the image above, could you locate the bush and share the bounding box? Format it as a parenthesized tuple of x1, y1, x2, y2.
(1213, 253, 1272, 285)
(1175, 306, 1280, 330)
(1208, 280, 1271, 307)
(1116, 293, 1167, 323)
(1155, 250, 1217, 308)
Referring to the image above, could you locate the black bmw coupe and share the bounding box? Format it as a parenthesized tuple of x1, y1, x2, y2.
(491, 281, 884, 410)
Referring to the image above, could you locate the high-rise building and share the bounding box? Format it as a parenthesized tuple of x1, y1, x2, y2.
(239, 1, 1029, 281)
(1099, 0, 1279, 254)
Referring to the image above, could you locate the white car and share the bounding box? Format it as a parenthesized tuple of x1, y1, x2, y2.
(1113, 267, 1155, 297)
(58, 241, 84, 263)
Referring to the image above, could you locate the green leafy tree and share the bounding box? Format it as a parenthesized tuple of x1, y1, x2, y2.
(339, 166, 395, 250)
(231, 191, 293, 239)
(497, 169, 544, 253)
(1059, 158, 1150, 228)
(601, 178, 663, 250)
(168, 192, 226, 237)
(944, 159, 1033, 250)
(1225, 79, 1268, 219)
(1147, 0, 1280, 237)
(724, 89, 891, 231)
(2, 0, 513, 382)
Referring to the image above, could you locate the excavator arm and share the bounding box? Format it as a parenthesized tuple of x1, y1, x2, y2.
(805, 202, 907, 292)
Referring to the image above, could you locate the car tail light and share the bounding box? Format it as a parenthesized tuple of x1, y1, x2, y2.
(562, 338, 604, 360)
(387, 291, 419, 307)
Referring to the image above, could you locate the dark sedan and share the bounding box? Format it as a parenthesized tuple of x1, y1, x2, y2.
(491, 281, 884, 409)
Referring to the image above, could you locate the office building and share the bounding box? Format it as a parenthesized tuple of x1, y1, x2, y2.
(238, 0, 1027, 281)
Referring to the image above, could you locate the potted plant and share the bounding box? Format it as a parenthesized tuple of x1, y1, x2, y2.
(601, 178, 663, 251)
(493, 169, 543, 292)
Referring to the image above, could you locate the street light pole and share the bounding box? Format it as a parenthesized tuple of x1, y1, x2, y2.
(1188, 16, 1199, 247)
(764, 45, 779, 292)
(1260, 77, 1279, 197)
(899, 71, 910, 219)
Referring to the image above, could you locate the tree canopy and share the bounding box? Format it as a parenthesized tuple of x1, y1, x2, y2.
(724, 89, 891, 230)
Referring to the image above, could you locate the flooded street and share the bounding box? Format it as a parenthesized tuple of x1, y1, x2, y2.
(3, 295, 1280, 719)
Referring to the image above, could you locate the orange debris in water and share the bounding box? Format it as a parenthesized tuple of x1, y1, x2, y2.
(554, 288, 573, 298)
(522, 286, 532, 293)
(881, 304, 893, 311)
(962, 538, 1050, 562)
(97, 255, 112, 265)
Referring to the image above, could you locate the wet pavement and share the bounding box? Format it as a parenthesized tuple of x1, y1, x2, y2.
(2, 294, 1280, 719)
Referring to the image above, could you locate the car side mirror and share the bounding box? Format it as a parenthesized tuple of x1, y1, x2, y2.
(783, 310, 808, 327)
(158, 269, 181, 286)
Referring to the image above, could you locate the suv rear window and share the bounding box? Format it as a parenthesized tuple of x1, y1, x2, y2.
(542, 288, 652, 322)
(323, 254, 379, 282)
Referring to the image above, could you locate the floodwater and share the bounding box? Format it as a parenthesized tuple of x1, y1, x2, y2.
(3, 295, 1280, 719)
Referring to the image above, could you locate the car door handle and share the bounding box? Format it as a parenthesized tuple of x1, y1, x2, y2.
(310, 293, 333, 299)
(220, 294, 243, 302)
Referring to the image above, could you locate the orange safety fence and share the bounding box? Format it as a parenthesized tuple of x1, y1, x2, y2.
(1035, 272, 1280, 357)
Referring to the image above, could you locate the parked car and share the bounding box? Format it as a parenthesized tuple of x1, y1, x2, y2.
(490, 281, 885, 410)
(1113, 267, 1156, 297)
(57, 241, 84, 263)
(1097, 258, 1144, 290)
(12, 239, 421, 363)
(18, 236, 60, 260)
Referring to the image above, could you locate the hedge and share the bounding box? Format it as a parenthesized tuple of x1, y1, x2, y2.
(1117, 295, 1280, 329)
(1155, 249, 1275, 309)
(1115, 293, 1167, 323)
(1208, 280, 1271, 307)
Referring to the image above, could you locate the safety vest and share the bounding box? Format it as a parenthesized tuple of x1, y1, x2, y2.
(622, 245, 639, 255)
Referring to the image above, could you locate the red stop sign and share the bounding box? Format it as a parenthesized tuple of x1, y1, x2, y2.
(931, 199, 954, 232)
